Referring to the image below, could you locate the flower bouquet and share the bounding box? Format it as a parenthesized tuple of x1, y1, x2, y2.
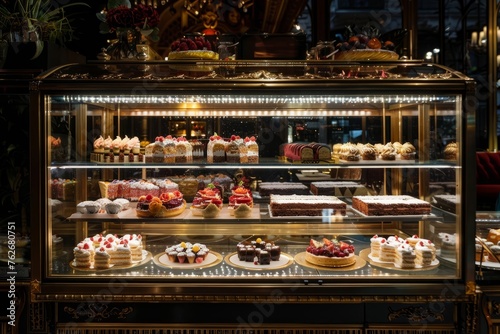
(97, 0, 160, 59)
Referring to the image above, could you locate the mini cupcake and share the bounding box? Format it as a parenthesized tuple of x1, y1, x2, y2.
(167, 250, 178, 262)
(177, 251, 186, 263)
(186, 252, 196, 263)
(197, 250, 207, 260)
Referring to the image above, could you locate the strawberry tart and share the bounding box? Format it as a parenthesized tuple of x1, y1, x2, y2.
(305, 238, 356, 267)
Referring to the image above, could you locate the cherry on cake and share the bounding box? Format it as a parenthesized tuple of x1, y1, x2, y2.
(228, 183, 253, 217)
(191, 183, 223, 218)
(414, 240, 434, 266)
(207, 134, 227, 163)
(305, 238, 356, 267)
(270, 194, 347, 216)
(226, 135, 248, 163)
(94, 247, 111, 269)
(395, 244, 416, 269)
(370, 235, 386, 258)
(244, 136, 259, 163)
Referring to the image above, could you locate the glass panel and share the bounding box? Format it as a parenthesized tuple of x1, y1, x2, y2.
(46, 92, 462, 280)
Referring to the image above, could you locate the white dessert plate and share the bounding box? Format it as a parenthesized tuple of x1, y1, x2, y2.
(294, 252, 366, 271)
(70, 250, 151, 272)
(153, 251, 223, 270)
(360, 248, 439, 271)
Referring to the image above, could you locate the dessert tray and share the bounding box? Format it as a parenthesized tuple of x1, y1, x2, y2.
(360, 248, 439, 272)
(224, 252, 294, 271)
(334, 49, 399, 61)
(475, 260, 500, 270)
(153, 251, 223, 270)
(70, 250, 152, 271)
(294, 252, 366, 271)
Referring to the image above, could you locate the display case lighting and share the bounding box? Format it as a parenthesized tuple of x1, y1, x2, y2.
(59, 94, 453, 105)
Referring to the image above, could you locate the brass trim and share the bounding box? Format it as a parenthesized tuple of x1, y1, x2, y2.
(34, 293, 474, 303)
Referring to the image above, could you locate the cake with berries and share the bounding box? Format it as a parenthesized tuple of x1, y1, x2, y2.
(244, 136, 259, 163)
(305, 238, 356, 267)
(228, 183, 253, 217)
(94, 247, 111, 269)
(174, 136, 193, 163)
(226, 135, 248, 163)
(394, 243, 416, 269)
(190, 183, 223, 218)
(369, 234, 436, 268)
(73, 246, 92, 268)
(168, 35, 219, 60)
(165, 241, 210, 264)
(334, 24, 399, 61)
(207, 134, 227, 163)
(136, 191, 186, 218)
(72, 233, 146, 269)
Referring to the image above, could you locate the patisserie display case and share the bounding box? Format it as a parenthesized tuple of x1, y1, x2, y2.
(30, 60, 477, 329)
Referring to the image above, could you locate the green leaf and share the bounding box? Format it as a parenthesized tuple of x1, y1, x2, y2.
(31, 39, 44, 59)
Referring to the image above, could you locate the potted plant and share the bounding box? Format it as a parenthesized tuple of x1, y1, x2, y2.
(0, 0, 89, 59)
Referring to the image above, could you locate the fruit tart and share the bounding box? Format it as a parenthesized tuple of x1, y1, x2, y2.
(136, 191, 186, 218)
(228, 182, 253, 217)
(334, 23, 400, 61)
(191, 183, 223, 217)
(305, 238, 356, 267)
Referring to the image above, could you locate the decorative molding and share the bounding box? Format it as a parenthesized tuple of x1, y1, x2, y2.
(492, 300, 500, 316)
(63, 303, 134, 321)
(388, 305, 445, 323)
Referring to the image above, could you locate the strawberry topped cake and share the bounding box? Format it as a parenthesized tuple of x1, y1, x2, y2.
(228, 182, 253, 218)
(168, 35, 219, 60)
(226, 135, 248, 163)
(191, 183, 223, 218)
(207, 134, 227, 163)
(136, 191, 186, 218)
(244, 136, 259, 163)
(305, 238, 356, 267)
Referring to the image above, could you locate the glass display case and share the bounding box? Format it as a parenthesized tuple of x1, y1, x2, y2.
(29, 60, 476, 314)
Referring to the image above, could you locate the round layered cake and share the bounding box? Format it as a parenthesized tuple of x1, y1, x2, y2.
(168, 36, 219, 60)
(305, 238, 356, 267)
(136, 192, 186, 218)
